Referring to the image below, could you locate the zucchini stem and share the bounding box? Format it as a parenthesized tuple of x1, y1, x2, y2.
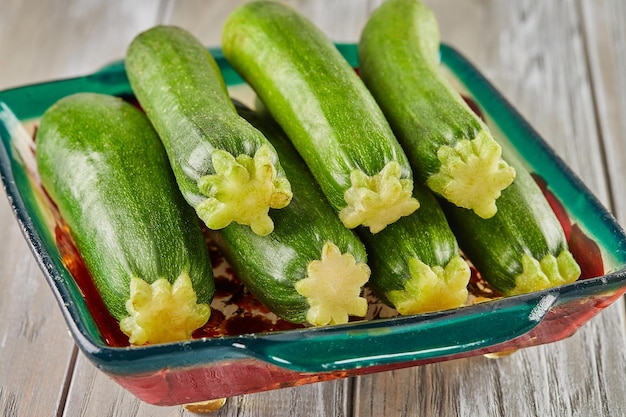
(426, 130, 516, 219)
(294, 242, 371, 326)
(120, 272, 211, 345)
(387, 255, 471, 315)
(509, 250, 581, 296)
(339, 161, 420, 233)
(195, 145, 292, 236)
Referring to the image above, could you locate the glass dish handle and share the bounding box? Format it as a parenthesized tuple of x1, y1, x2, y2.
(236, 293, 557, 373)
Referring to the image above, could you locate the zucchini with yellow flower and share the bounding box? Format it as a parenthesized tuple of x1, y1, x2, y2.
(126, 25, 292, 236)
(358, 0, 515, 219)
(222, 1, 419, 233)
(35, 93, 214, 345)
(210, 104, 371, 326)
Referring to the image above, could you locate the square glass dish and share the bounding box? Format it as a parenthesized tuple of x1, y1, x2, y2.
(1, 44, 626, 406)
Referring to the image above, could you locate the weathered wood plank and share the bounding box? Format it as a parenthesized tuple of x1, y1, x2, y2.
(0, 1, 163, 416)
(577, 1, 626, 411)
(580, 0, 626, 224)
(209, 378, 352, 417)
(0, 192, 76, 417)
(3, 0, 626, 416)
(163, 0, 373, 47)
(0, 0, 163, 91)
(354, 0, 626, 416)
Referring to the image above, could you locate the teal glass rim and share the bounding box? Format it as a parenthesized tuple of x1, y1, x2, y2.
(1, 44, 626, 376)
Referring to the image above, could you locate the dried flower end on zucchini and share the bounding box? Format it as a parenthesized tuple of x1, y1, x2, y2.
(222, 1, 419, 232)
(126, 24, 292, 236)
(427, 132, 516, 219)
(509, 252, 581, 296)
(358, 0, 515, 218)
(340, 162, 420, 233)
(295, 242, 371, 326)
(196, 145, 292, 236)
(387, 255, 470, 315)
(120, 273, 211, 345)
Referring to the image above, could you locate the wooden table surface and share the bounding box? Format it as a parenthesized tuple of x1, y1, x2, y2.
(2, 0, 626, 416)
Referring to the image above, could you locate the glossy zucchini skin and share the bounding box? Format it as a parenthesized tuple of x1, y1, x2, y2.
(126, 25, 291, 236)
(358, 0, 515, 219)
(442, 158, 580, 295)
(36, 93, 214, 339)
(212, 105, 370, 325)
(222, 1, 419, 233)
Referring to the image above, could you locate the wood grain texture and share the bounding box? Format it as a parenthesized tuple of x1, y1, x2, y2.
(0, 0, 162, 90)
(580, 0, 626, 224)
(163, 0, 374, 46)
(209, 378, 352, 417)
(1, 0, 626, 416)
(0, 191, 76, 417)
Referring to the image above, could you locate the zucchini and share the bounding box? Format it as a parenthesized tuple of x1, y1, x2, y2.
(358, 182, 471, 314)
(211, 103, 371, 326)
(222, 1, 419, 233)
(358, 0, 516, 219)
(442, 156, 581, 295)
(35, 93, 214, 345)
(125, 25, 292, 236)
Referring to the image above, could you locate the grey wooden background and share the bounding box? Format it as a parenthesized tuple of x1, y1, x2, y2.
(1, 0, 626, 416)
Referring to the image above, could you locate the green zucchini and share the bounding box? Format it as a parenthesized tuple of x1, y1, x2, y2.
(36, 93, 214, 345)
(358, 0, 516, 219)
(210, 103, 371, 326)
(442, 156, 581, 295)
(222, 1, 419, 234)
(358, 182, 471, 315)
(125, 25, 292, 237)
